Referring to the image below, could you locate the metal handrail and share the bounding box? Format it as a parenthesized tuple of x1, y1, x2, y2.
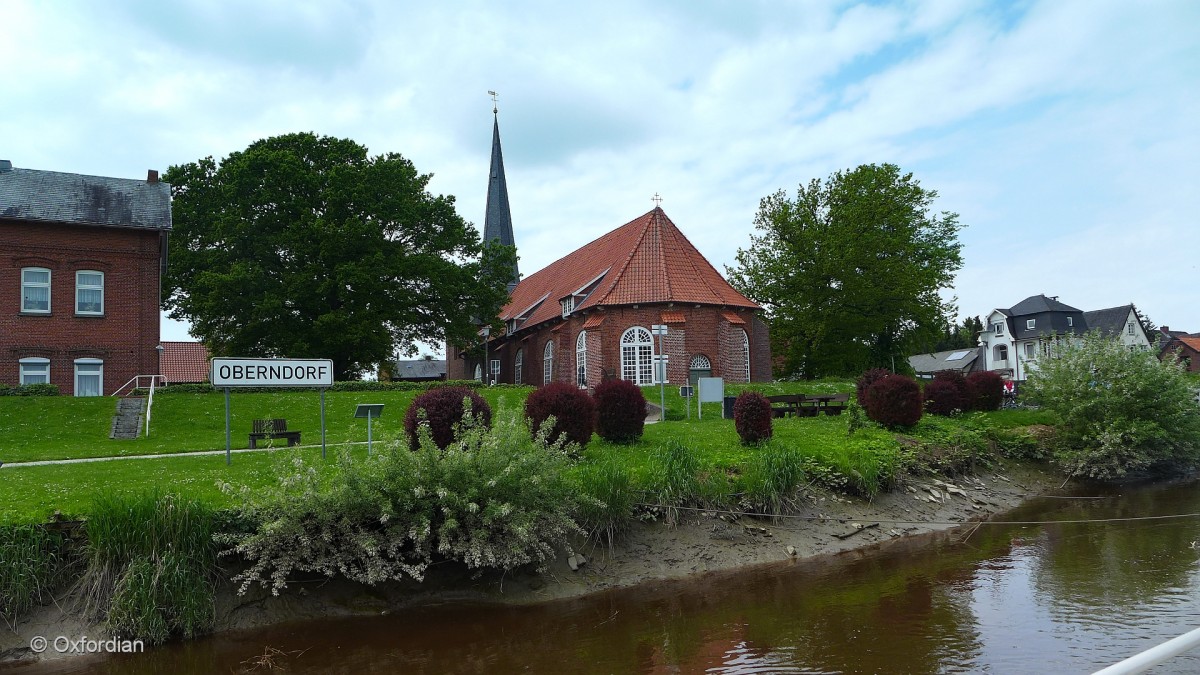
(1093, 626, 1200, 674)
(111, 374, 166, 397)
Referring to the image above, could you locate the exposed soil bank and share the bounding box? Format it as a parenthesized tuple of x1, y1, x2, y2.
(1, 462, 1060, 667)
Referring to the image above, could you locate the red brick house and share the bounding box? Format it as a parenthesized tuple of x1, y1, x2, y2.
(1160, 335, 1200, 373)
(0, 161, 171, 395)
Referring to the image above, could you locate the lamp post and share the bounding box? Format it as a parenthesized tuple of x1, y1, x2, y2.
(480, 326, 491, 385)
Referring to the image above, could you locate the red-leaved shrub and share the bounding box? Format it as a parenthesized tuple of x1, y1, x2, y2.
(925, 370, 970, 416)
(733, 391, 773, 445)
(856, 368, 892, 409)
(864, 374, 923, 428)
(525, 382, 596, 448)
(403, 386, 492, 451)
(594, 379, 647, 443)
(966, 370, 1004, 411)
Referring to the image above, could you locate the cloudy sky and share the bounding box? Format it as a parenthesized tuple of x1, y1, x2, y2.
(5, 0, 1198, 348)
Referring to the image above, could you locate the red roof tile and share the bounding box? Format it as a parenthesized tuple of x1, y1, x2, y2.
(1179, 336, 1200, 351)
(161, 341, 211, 384)
(580, 314, 606, 329)
(661, 311, 686, 323)
(721, 312, 746, 325)
(501, 208, 758, 331)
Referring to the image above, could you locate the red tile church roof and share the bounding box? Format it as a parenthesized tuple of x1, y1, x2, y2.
(500, 208, 758, 329)
(161, 341, 211, 384)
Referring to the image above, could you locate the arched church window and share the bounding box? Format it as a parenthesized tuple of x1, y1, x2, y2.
(543, 341, 554, 384)
(474, 363, 482, 381)
(514, 348, 523, 385)
(621, 326, 654, 385)
(741, 329, 751, 382)
(576, 331, 588, 388)
(689, 355, 711, 370)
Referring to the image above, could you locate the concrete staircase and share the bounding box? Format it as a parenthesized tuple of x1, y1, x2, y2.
(110, 397, 145, 439)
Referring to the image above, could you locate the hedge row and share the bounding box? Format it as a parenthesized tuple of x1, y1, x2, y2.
(0, 383, 60, 397)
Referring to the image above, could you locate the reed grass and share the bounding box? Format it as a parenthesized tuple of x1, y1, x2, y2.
(79, 491, 218, 643)
(574, 459, 637, 547)
(0, 524, 75, 628)
(739, 443, 807, 514)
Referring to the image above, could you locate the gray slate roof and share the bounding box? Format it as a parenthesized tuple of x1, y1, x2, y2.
(907, 347, 982, 375)
(393, 359, 447, 380)
(1082, 305, 1135, 337)
(1008, 294, 1081, 315)
(0, 167, 171, 230)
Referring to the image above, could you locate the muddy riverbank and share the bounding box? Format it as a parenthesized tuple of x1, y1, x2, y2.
(2, 462, 1060, 667)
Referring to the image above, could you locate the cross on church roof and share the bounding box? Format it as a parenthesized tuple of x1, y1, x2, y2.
(652, 192, 663, 207)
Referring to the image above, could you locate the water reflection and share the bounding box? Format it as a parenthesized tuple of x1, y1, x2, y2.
(21, 480, 1200, 674)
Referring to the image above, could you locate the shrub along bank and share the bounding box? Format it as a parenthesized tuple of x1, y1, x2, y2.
(2, 381, 1064, 643)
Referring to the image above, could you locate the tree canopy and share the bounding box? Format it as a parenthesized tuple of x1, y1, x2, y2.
(163, 132, 515, 380)
(727, 163, 963, 378)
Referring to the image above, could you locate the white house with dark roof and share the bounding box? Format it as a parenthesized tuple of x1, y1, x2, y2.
(979, 294, 1153, 381)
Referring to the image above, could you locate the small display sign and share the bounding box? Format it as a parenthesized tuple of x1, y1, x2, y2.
(679, 385, 694, 398)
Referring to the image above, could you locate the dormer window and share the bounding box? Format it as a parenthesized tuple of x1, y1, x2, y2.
(561, 296, 574, 318)
(507, 319, 517, 334)
(1027, 319, 1036, 330)
(993, 323, 1004, 336)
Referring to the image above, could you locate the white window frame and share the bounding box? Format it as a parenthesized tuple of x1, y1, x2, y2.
(74, 359, 103, 397)
(1024, 342, 1035, 358)
(1067, 316, 1073, 328)
(21, 267, 51, 314)
(1026, 319, 1036, 330)
(561, 296, 574, 319)
(543, 340, 554, 384)
(994, 345, 1008, 362)
(576, 331, 587, 388)
(690, 354, 712, 370)
(993, 322, 1004, 335)
(620, 326, 654, 385)
(75, 270, 104, 315)
(1127, 322, 1135, 336)
(513, 348, 523, 385)
(474, 363, 482, 381)
(741, 329, 751, 382)
(490, 359, 500, 380)
(19, 357, 50, 385)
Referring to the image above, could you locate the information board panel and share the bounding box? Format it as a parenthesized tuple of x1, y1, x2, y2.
(211, 358, 334, 388)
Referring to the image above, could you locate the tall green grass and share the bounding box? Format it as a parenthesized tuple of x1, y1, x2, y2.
(0, 524, 76, 628)
(80, 492, 219, 644)
(573, 459, 637, 548)
(739, 443, 807, 514)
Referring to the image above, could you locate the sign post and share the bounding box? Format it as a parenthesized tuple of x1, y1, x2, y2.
(679, 385, 694, 420)
(354, 404, 385, 455)
(697, 377, 724, 420)
(210, 358, 334, 464)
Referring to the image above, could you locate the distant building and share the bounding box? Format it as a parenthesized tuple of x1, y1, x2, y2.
(161, 341, 211, 384)
(392, 358, 448, 382)
(908, 347, 984, 379)
(446, 112, 769, 386)
(978, 294, 1153, 381)
(0, 161, 171, 395)
(1159, 334, 1200, 374)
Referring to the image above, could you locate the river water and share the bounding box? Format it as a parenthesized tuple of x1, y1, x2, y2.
(23, 479, 1200, 674)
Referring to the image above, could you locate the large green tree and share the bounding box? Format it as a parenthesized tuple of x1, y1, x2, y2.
(164, 132, 515, 380)
(727, 163, 963, 378)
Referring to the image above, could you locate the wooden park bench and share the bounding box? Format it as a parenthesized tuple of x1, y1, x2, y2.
(766, 395, 800, 418)
(249, 418, 302, 448)
(814, 393, 850, 415)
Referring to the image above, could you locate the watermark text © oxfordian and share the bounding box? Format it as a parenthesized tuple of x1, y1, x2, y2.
(29, 635, 144, 654)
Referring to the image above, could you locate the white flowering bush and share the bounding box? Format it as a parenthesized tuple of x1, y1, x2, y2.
(218, 409, 585, 595)
(1024, 332, 1200, 479)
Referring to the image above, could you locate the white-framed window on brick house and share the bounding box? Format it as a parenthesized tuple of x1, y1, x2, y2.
(76, 271, 104, 315)
(513, 348, 523, 385)
(19, 357, 50, 385)
(620, 326, 653, 385)
(74, 359, 103, 397)
(490, 359, 500, 381)
(576, 331, 587, 388)
(474, 363, 482, 381)
(21, 268, 51, 313)
(741, 329, 751, 382)
(543, 341, 554, 384)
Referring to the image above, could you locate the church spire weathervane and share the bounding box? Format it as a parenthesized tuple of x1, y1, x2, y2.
(652, 192, 663, 208)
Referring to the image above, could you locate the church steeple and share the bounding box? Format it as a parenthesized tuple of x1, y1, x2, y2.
(483, 97, 519, 292)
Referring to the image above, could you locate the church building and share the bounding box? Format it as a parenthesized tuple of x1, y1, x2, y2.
(446, 112, 770, 387)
